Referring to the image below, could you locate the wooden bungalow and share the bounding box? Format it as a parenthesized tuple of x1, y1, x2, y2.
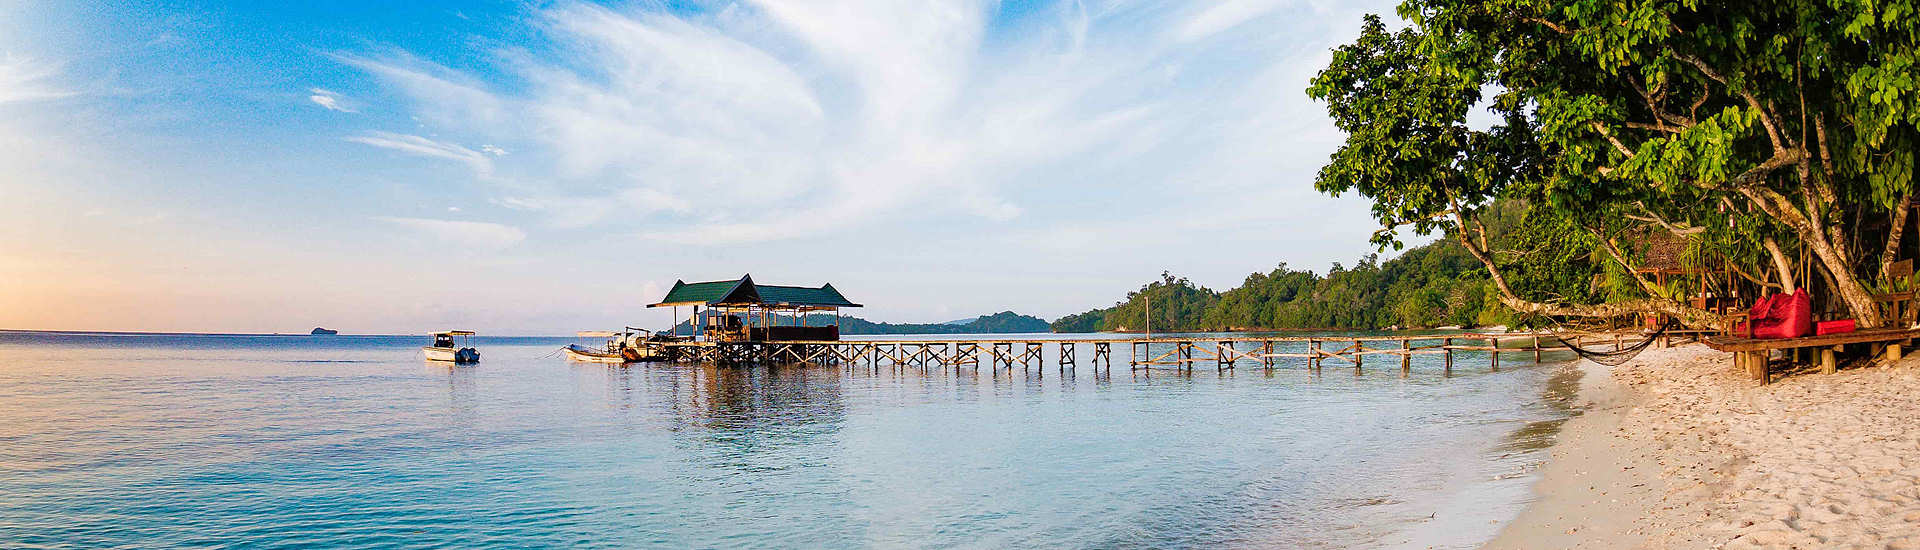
(648, 274, 861, 342)
(1630, 232, 1739, 330)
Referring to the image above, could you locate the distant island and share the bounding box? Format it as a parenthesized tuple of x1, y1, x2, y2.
(310, 327, 338, 335)
(668, 311, 1050, 335)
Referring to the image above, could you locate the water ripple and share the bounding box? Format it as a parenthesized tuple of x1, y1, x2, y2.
(0, 335, 1573, 548)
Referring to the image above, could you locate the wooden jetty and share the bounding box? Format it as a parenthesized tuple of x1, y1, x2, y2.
(639, 274, 1663, 374)
(652, 332, 1664, 374)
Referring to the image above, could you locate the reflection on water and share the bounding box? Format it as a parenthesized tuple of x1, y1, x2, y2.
(0, 332, 1576, 549)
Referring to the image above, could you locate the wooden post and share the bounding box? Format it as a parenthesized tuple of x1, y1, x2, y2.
(1889, 344, 1904, 361)
(1443, 337, 1453, 375)
(1310, 339, 1321, 370)
(1532, 336, 1541, 362)
(1400, 339, 1411, 376)
(1490, 337, 1500, 370)
(1353, 340, 1363, 370)
(1821, 346, 1838, 374)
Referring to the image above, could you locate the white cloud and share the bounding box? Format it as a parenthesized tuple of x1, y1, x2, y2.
(307, 88, 356, 112)
(330, 51, 507, 126)
(0, 55, 74, 104)
(345, 131, 492, 177)
(343, 0, 1396, 251)
(1171, 0, 1286, 43)
(375, 216, 525, 249)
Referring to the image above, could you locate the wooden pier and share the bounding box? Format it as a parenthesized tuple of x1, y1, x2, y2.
(653, 331, 1662, 373)
(635, 275, 1679, 375)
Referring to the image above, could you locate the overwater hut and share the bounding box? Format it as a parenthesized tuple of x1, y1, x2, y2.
(648, 274, 861, 342)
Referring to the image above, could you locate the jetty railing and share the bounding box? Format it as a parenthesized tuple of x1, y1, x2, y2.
(653, 331, 1654, 374)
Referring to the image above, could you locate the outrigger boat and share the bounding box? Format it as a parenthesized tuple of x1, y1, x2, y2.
(564, 327, 666, 363)
(423, 330, 480, 363)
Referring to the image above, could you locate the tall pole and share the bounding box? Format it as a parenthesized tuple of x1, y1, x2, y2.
(1145, 295, 1152, 339)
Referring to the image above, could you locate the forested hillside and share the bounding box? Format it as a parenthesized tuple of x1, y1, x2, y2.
(1050, 201, 1619, 332)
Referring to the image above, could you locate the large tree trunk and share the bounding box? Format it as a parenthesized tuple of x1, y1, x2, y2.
(1739, 185, 1887, 327)
(1882, 198, 1911, 282)
(1764, 238, 1797, 293)
(1804, 229, 1886, 327)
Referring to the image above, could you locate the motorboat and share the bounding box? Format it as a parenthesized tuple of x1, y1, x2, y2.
(423, 330, 480, 363)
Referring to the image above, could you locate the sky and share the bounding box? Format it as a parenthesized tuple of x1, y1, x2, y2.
(0, 0, 1415, 335)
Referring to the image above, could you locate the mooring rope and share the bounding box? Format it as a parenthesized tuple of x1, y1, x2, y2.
(1556, 318, 1678, 366)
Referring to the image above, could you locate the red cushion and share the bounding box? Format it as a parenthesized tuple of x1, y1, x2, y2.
(1749, 289, 1813, 339)
(1816, 319, 1856, 335)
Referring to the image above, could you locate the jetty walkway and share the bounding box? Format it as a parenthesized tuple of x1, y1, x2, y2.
(656, 331, 1696, 373)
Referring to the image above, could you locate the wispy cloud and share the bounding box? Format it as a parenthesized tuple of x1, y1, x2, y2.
(375, 216, 525, 249)
(307, 88, 355, 112)
(345, 131, 492, 177)
(342, 0, 1393, 247)
(0, 55, 75, 104)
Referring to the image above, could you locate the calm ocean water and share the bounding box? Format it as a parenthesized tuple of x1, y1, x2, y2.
(0, 330, 1577, 549)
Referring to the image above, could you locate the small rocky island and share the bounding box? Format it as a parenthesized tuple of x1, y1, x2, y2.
(309, 327, 338, 335)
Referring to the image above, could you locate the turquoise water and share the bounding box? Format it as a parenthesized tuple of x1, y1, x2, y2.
(0, 331, 1576, 549)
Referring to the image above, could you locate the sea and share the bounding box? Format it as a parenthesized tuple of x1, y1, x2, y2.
(0, 330, 1579, 549)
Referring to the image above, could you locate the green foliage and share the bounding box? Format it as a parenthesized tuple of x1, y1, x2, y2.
(1050, 240, 1521, 332)
(1306, 0, 1920, 324)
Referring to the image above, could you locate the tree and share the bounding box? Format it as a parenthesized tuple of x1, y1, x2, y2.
(1309, 1, 1920, 328)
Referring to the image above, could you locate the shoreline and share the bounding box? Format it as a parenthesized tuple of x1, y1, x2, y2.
(1485, 344, 1920, 549)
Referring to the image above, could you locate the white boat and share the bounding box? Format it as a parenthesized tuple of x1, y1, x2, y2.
(423, 330, 480, 363)
(563, 343, 631, 363)
(563, 328, 664, 363)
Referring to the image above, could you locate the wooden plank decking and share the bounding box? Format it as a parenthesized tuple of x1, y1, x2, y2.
(649, 331, 1633, 375)
(1704, 327, 1920, 383)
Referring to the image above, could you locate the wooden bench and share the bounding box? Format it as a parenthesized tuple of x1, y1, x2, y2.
(1704, 328, 1920, 384)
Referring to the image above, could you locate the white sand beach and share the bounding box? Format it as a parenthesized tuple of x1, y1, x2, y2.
(1487, 344, 1920, 549)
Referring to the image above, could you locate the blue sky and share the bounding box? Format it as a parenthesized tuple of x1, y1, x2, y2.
(0, 0, 1411, 334)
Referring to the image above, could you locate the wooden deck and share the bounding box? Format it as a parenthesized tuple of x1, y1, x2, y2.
(648, 331, 1664, 374)
(1704, 328, 1920, 383)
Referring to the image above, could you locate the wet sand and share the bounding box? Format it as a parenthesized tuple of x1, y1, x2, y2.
(1486, 344, 1920, 549)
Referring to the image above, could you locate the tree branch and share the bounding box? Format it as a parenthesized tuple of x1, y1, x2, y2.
(1591, 121, 1636, 157)
(1676, 53, 1788, 156)
(1445, 196, 1723, 329)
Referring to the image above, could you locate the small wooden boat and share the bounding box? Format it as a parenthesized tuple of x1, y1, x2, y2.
(563, 343, 632, 363)
(423, 330, 480, 363)
(565, 328, 666, 363)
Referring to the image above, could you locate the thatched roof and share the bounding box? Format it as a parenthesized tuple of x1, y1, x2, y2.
(1629, 231, 1712, 274)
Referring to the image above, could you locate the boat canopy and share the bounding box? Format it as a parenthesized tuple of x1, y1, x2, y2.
(430, 330, 476, 336)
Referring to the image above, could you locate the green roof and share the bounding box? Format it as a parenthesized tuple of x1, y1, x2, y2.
(649, 274, 860, 308)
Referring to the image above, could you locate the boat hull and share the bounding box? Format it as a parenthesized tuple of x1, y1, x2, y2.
(423, 346, 479, 363)
(563, 344, 631, 364)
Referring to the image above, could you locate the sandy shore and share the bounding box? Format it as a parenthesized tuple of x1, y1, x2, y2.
(1485, 344, 1920, 549)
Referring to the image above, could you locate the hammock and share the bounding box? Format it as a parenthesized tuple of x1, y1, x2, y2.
(1557, 318, 1677, 366)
